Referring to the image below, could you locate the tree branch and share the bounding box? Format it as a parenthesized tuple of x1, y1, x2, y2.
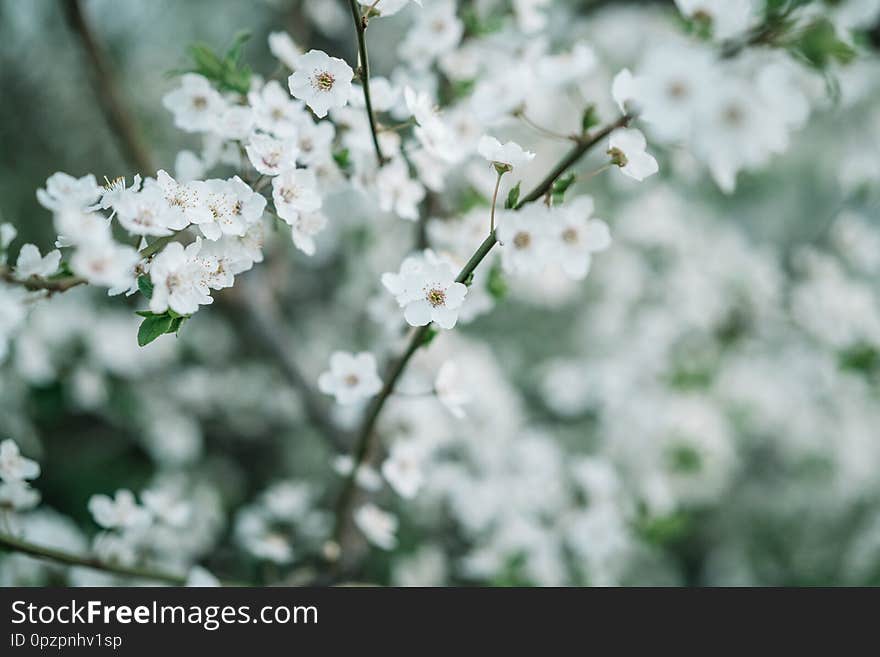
(0, 532, 190, 585)
(0, 267, 86, 294)
(61, 0, 155, 174)
(347, 0, 386, 167)
(232, 276, 348, 452)
(329, 114, 634, 568)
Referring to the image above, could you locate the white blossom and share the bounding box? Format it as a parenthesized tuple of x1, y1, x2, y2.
(318, 351, 383, 405)
(288, 49, 354, 119)
(608, 128, 659, 182)
(354, 503, 398, 550)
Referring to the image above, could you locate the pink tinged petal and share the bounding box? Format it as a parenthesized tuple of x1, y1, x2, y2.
(404, 300, 432, 326)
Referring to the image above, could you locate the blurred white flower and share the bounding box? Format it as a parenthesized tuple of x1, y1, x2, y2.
(272, 168, 322, 225)
(0, 440, 40, 483)
(318, 351, 383, 405)
(382, 441, 425, 498)
(88, 490, 150, 530)
(608, 128, 659, 182)
(268, 31, 302, 70)
(354, 504, 398, 550)
(245, 133, 300, 176)
(478, 136, 536, 171)
(162, 74, 226, 133)
(14, 244, 61, 280)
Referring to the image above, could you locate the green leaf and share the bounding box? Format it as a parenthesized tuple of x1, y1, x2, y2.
(224, 31, 251, 66)
(421, 326, 439, 347)
(790, 18, 856, 69)
(505, 181, 521, 210)
(332, 148, 351, 171)
(137, 275, 153, 300)
(580, 104, 599, 134)
(138, 314, 174, 347)
(486, 261, 507, 300)
(550, 173, 576, 205)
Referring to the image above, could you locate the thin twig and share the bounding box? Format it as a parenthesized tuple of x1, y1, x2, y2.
(329, 114, 634, 568)
(0, 267, 86, 294)
(61, 0, 154, 174)
(0, 532, 189, 585)
(347, 0, 386, 167)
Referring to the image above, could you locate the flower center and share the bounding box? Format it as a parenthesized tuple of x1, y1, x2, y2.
(513, 231, 532, 249)
(281, 186, 299, 203)
(193, 96, 208, 110)
(426, 288, 446, 307)
(562, 227, 579, 244)
(723, 104, 744, 127)
(344, 374, 360, 387)
(667, 80, 688, 99)
(313, 71, 335, 92)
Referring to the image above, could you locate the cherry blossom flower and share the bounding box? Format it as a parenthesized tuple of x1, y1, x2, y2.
(245, 133, 300, 176)
(88, 489, 150, 530)
(383, 252, 468, 329)
(162, 73, 226, 133)
(288, 49, 354, 119)
(608, 128, 659, 182)
(70, 242, 140, 290)
(0, 439, 40, 483)
(36, 173, 101, 212)
(248, 80, 306, 138)
(495, 207, 554, 274)
(376, 158, 426, 221)
(550, 196, 612, 280)
(318, 351, 383, 405)
(14, 244, 61, 280)
(290, 211, 328, 256)
(381, 441, 425, 498)
(478, 136, 536, 172)
(148, 241, 213, 316)
(354, 503, 398, 550)
(272, 169, 322, 227)
(268, 31, 302, 70)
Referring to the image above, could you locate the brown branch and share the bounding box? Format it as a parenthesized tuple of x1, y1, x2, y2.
(61, 0, 154, 174)
(328, 114, 634, 571)
(0, 266, 86, 294)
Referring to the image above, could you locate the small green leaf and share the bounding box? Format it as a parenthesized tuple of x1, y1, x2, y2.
(421, 326, 439, 347)
(332, 148, 351, 171)
(550, 173, 576, 205)
(580, 104, 599, 133)
(790, 18, 856, 69)
(505, 181, 521, 209)
(137, 275, 153, 299)
(138, 314, 174, 347)
(486, 261, 506, 300)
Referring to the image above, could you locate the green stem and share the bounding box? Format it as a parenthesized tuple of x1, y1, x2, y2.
(490, 171, 504, 233)
(329, 114, 634, 569)
(348, 0, 386, 167)
(0, 532, 188, 585)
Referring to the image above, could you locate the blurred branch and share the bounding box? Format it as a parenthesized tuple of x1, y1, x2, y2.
(0, 267, 86, 294)
(0, 532, 189, 585)
(61, 0, 155, 174)
(329, 114, 634, 571)
(347, 0, 386, 167)
(232, 275, 348, 452)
